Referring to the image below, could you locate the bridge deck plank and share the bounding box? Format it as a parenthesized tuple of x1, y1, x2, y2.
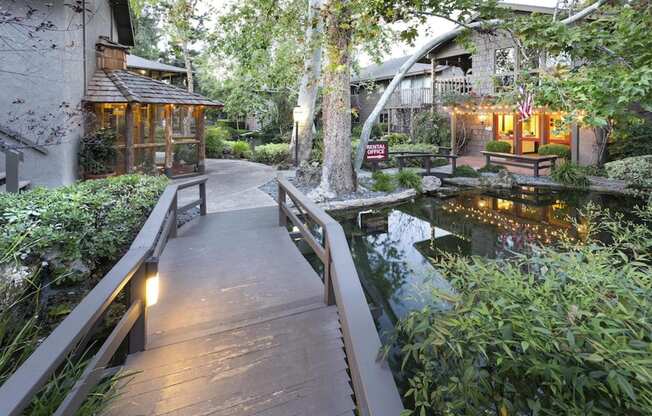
(108, 207, 355, 415)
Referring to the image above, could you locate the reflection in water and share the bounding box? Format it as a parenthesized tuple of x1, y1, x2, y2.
(336, 188, 642, 335)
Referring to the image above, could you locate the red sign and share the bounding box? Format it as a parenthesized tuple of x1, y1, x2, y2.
(365, 141, 388, 161)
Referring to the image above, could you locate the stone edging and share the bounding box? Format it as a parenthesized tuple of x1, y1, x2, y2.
(318, 189, 417, 212)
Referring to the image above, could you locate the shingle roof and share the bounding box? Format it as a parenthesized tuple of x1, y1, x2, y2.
(352, 56, 447, 83)
(127, 55, 187, 74)
(84, 70, 222, 106)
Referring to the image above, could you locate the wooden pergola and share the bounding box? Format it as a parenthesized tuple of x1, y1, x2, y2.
(84, 67, 222, 176)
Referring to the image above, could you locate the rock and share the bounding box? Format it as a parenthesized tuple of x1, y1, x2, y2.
(308, 185, 335, 203)
(480, 170, 516, 189)
(295, 161, 321, 187)
(421, 176, 442, 192)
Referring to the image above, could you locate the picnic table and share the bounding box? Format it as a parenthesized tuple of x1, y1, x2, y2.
(393, 148, 458, 175)
(481, 151, 558, 177)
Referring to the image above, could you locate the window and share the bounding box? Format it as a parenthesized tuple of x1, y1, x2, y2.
(379, 112, 389, 123)
(548, 114, 570, 144)
(496, 114, 514, 137)
(494, 47, 516, 91)
(521, 115, 540, 139)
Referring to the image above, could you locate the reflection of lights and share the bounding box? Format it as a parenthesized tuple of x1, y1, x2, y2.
(478, 199, 488, 209)
(497, 199, 514, 211)
(552, 200, 566, 211)
(441, 201, 574, 243)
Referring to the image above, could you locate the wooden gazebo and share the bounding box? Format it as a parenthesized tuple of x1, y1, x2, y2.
(84, 39, 222, 176)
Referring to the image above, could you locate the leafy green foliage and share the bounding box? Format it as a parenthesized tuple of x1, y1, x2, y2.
(0, 175, 168, 284)
(252, 143, 290, 165)
(485, 140, 511, 153)
(395, 169, 422, 192)
(230, 140, 252, 159)
(477, 163, 506, 173)
(383, 133, 410, 147)
(551, 162, 591, 188)
(371, 171, 397, 192)
(205, 126, 232, 158)
(392, 202, 652, 416)
(604, 155, 652, 188)
(412, 111, 450, 146)
(539, 143, 571, 160)
(609, 119, 652, 161)
(453, 165, 479, 178)
(78, 129, 117, 175)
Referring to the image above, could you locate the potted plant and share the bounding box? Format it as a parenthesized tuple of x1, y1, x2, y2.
(79, 128, 117, 179)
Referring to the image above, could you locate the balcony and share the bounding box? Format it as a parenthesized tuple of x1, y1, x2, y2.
(385, 77, 473, 109)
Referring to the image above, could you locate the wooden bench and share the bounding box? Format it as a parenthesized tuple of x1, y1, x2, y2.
(481, 151, 558, 177)
(393, 151, 458, 175)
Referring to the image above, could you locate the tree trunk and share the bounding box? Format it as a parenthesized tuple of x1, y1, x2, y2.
(290, 0, 324, 164)
(319, 0, 354, 195)
(182, 40, 194, 136)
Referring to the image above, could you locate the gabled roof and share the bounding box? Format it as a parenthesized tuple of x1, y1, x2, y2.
(84, 70, 222, 106)
(127, 55, 187, 74)
(352, 55, 448, 83)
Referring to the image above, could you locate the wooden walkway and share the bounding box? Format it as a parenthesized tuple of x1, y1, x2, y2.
(108, 207, 355, 416)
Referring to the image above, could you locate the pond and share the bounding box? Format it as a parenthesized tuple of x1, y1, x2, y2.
(332, 187, 645, 336)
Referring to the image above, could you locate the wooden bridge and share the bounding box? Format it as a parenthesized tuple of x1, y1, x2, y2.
(0, 176, 403, 415)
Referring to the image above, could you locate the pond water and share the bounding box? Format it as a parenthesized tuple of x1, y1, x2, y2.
(333, 187, 645, 336)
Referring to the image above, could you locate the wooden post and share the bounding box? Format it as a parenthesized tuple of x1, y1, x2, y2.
(125, 103, 135, 173)
(195, 106, 206, 173)
(277, 184, 287, 227)
(571, 123, 580, 164)
(323, 235, 335, 306)
(450, 112, 457, 154)
(148, 105, 156, 168)
(514, 113, 522, 155)
(199, 181, 207, 216)
(164, 105, 173, 177)
(128, 260, 151, 354)
(430, 57, 437, 111)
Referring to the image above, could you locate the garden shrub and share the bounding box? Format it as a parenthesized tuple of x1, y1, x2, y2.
(539, 143, 571, 160)
(412, 111, 450, 146)
(478, 163, 506, 173)
(391, 202, 652, 416)
(230, 140, 252, 158)
(371, 171, 396, 192)
(390, 143, 438, 154)
(205, 126, 232, 158)
(252, 143, 290, 165)
(608, 119, 652, 161)
(0, 174, 168, 285)
(396, 169, 422, 192)
(604, 155, 652, 188)
(78, 128, 117, 175)
(551, 162, 591, 187)
(373, 123, 388, 138)
(383, 133, 410, 147)
(485, 140, 512, 153)
(352, 124, 363, 139)
(453, 165, 479, 177)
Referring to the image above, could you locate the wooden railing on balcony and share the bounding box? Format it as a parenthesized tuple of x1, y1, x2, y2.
(434, 76, 473, 97)
(383, 77, 473, 109)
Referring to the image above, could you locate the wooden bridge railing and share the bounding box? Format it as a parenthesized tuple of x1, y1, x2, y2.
(277, 176, 404, 416)
(0, 176, 207, 416)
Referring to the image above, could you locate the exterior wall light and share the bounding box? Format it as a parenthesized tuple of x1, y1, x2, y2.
(146, 272, 159, 307)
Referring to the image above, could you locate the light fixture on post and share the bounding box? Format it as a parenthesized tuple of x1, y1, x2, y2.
(292, 106, 307, 166)
(146, 261, 159, 307)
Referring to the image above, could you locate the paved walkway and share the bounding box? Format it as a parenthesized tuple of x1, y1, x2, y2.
(176, 159, 277, 213)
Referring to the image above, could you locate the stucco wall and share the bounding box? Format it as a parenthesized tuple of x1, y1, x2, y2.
(0, 0, 117, 188)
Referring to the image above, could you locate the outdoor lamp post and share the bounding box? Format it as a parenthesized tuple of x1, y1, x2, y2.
(293, 106, 307, 166)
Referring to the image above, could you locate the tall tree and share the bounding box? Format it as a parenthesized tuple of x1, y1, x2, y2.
(129, 1, 163, 60)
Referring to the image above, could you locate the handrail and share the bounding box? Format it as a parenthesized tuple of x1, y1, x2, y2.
(0, 176, 208, 416)
(277, 176, 404, 416)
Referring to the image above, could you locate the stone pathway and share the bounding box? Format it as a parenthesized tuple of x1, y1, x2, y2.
(175, 159, 277, 213)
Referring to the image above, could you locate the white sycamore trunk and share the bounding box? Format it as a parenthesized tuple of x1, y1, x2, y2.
(290, 0, 324, 163)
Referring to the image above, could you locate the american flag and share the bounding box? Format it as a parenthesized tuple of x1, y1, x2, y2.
(518, 86, 534, 120)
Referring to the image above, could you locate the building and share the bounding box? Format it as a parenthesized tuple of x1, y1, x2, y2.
(351, 56, 463, 134)
(0, 1, 220, 188)
(358, 3, 600, 165)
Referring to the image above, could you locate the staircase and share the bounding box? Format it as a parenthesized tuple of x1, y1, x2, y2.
(0, 149, 30, 193)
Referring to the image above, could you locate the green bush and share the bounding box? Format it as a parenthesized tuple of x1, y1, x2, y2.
(478, 163, 506, 173)
(485, 140, 512, 153)
(252, 143, 290, 165)
(230, 140, 252, 158)
(551, 162, 591, 187)
(453, 165, 479, 177)
(371, 171, 396, 192)
(352, 124, 363, 139)
(390, 143, 438, 154)
(604, 155, 652, 187)
(205, 126, 232, 158)
(539, 143, 571, 160)
(78, 128, 117, 175)
(396, 169, 422, 192)
(391, 202, 652, 416)
(373, 123, 388, 138)
(412, 111, 450, 146)
(609, 119, 652, 161)
(383, 133, 410, 147)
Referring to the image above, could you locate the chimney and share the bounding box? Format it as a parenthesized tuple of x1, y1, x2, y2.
(96, 36, 129, 70)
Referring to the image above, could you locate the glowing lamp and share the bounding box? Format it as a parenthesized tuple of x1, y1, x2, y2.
(146, 273, 159, 306)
